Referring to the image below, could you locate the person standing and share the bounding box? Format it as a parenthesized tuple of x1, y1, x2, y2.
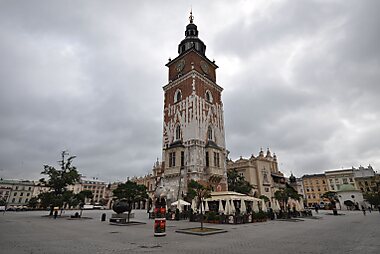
(361, 205, 366, 216)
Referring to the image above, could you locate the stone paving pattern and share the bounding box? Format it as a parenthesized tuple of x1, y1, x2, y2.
(1, 210, 379, 254)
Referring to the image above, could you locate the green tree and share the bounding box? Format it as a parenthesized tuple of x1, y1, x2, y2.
(39, 151, 81, 215)
(28, 197, 39, 209)
(187, 180, 211, 230)
(274, 186, 301, 211)
(75, 190, 93, 217)
(363, 192, 380, 208)
(113, 181, 148, 222)
(321, 191, 339, 215)
(259, 195, 270, 203)
(227, 169, 253, 195)
(0, 198, 6, 206)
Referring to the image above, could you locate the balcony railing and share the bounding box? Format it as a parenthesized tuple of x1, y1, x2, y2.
(206, 167, 224, 177)
(164, 167, 180, 176)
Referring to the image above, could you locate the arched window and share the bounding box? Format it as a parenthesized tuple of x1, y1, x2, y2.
(205, 90, 213, 103)
(174, 89, 182, 103)
(175, 125, 181, 140)
(207, 126, 213, 141)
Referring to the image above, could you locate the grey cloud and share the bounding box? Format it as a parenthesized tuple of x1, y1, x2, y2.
(0, 0, 379, 181)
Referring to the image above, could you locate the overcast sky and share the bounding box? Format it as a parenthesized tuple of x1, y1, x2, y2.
(1, 0, 379, 182)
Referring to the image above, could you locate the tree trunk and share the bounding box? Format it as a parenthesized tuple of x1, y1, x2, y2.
(200, 199, 203, 230)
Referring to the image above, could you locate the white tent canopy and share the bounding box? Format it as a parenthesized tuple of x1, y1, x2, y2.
(171, 199, 190, 207)
(205, 191, 262, 202)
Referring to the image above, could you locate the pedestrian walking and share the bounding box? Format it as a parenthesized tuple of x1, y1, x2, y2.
(315, 205, 319, 214)
(54, 210, 58, 219)
(368, 206, 372, 213)
(361, 205, 366, 216)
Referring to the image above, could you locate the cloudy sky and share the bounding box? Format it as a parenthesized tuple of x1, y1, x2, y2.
(0, 0, 379, 182)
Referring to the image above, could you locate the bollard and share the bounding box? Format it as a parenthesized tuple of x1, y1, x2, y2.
(101, 213, 106, 221)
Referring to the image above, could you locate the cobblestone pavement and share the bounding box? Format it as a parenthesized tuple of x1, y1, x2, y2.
(1, 209, 379, 254)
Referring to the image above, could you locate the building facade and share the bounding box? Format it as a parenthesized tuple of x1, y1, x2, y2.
(302, 174, 329, 207)
(325, 169, 356, 191)
(0, 179, 35, 207)
(226, 149, 286, 204)
(67, 177, 107, 204)
(161, 12, 227, 203)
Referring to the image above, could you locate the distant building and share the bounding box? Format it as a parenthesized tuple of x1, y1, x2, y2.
(302, 174, 328, 207)
(0, 179, 35, 207)
(355, 175, 379, 193)
(336, 184, 364, 210)
(67, 177, 107, 204)
(227, 148, 286, 205)
(325, 168, 356, 191)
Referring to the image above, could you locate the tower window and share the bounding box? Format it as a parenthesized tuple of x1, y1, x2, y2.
(169, 152, 176, 167)
(175, 125, 181, 140)
(207, 126, 213, 141)
(174, 89, 182, 103)
(214, 152, 220, 167)
(205, 152, 209, 167)
(181, 151, 184, 167)
(205, 90, 213, 103)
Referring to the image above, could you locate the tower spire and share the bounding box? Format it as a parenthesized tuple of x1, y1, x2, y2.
(189, 8, 194, 23)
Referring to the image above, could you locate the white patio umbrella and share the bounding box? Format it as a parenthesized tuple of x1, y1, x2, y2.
(204, 200, 209, 212)
(253, 200, 260, 213)
(201, 201, 205, 214)
(230, 199, 236, 214)
(300, 200, 305, 211)
(261, 200, 268, 212)
(191, 199, 197, 212)
(178, 199, 182, 212)
(218, 199, 225, 214)
(297, 200, 304, 211)
(224, 199, 231, 214)
(275, 200, 281, 211)
(271, 200, 277, 212)
(240, 199, 247, 214)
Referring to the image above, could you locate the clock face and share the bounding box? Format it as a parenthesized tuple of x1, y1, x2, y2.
(176, 59, 185, 72)
(200, 61, 209, 74)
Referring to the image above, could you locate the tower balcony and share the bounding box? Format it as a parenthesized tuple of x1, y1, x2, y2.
(206, 167, 224, 177)
(164, 167, 181, 177)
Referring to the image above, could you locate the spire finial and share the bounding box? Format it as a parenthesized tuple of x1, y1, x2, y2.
(189, 8, 194, 23)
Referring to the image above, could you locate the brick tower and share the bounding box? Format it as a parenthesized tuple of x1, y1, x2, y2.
(162, 12, 227, 203)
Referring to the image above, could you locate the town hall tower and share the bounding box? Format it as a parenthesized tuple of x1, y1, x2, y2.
(162, 12, 227, 202)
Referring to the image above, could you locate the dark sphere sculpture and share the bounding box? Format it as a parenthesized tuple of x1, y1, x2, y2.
(112, 199, 131, 214)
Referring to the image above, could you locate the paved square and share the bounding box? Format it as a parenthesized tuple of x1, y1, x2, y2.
(1, 210, 379, 253)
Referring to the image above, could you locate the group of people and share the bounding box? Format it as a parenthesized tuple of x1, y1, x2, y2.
(361, 205, 379, 215)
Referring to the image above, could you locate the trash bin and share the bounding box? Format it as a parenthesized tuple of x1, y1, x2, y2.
(101, 213, 106, 221)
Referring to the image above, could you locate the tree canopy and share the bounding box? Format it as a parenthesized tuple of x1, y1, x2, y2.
(274, 186, 301, 210)
(227, 169, 253, 195)
(113, 181, 148, 204)
(363, 192, 380, 207)
(187, 180, 211, 230)
(38, 151, 81, 212)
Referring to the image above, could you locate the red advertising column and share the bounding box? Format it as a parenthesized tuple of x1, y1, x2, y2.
(154, 198, 166, 237)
